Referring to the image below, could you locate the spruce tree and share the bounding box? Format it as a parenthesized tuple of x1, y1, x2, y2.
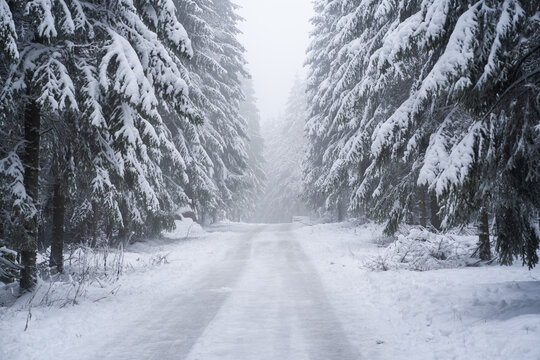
(176, 0, 251, 222)
(258, 77, 308, 223)
(239, 77, 266, 221)
(304, 0, 540, 266)
(304, 0, 358, 219)
(0, 0, 82, 290)
(0, 0, 196, 289)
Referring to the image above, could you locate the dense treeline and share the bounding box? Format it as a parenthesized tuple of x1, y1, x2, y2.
(0, 0, 264, 291)
(304, 0, 540, 267)
(254, 77, 308, 223)
(239, 78, 266, 221)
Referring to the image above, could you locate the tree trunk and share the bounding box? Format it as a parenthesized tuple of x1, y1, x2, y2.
(20, 99, 41, 291)
(0, 208, 4, 241)
(429, 192, 442, 231)
(50, 180, 65, 273)
(419, 186, 427, 228)
(477, 209, 491, 261)
(118, 226, 129, 246)
(90, 201, 99, 248)
(337, 198, 345, 222)
(200, 211, 206, 226)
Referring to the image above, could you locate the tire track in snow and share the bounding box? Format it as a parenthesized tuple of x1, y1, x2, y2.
(185, 224, 362, 360)
(93, 226, 261, 360)
(282, 227, 362, 360)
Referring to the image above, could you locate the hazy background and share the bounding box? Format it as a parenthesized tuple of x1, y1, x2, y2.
(235, 0, 313, 121)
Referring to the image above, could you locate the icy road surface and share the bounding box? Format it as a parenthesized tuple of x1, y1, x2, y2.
(93, 224, 360, 360)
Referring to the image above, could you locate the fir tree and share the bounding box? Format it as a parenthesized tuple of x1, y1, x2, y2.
(239, 77, 266, 221)
(304, 0, 540, 266)
(258, 77, 308, 223)
(0, 0, 82, 290)
(0, 0, 195, 289)
(176, 0, 251, 222)
(304, 0, 357, 219)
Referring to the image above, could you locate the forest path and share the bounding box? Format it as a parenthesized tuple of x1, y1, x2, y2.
(94, 223, 361, 360)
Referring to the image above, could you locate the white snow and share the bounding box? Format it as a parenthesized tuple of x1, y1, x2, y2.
(26, 0, 58, 39)
(1, 222, 539, 359)
(162, 219, 206, 239)
(0, 0, 19, 60)
(296, 222, 540, 360)
(435, 122, 483, 196)
(0, 228, 239, 359)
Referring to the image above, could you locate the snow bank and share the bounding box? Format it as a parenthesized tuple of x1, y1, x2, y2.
(162, 218, 205, 239)
(0, 228, 239, 360)
(295, 222, 540, 360)
(1, 220, 207, 308)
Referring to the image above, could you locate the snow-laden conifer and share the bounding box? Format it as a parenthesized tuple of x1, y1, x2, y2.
(176, 0, 252, 222)
(0, 0, 196, 289)
(304, 0, 539, 266)
(239, 77, 266, 221)
(258, 77, 308, 223)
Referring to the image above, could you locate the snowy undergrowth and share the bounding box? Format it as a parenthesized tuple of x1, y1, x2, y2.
(0, 221, 239, 359)
(0, 241, 178, 309)
(1, 246, 128, 310)
(367, 226, 480, 271)
(295, 222, 540, 359)
(0, 219, 207, 309)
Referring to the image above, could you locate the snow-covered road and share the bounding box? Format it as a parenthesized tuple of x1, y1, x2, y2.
(93, 224, 360, 360)
(2, 222, 539, 360)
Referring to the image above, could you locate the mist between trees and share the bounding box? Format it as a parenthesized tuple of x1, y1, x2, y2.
(1, 0, 539, 294)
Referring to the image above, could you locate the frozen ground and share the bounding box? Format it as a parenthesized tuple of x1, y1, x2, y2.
(1, 222, 539, 359)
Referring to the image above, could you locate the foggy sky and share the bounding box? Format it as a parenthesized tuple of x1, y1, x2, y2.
(235, 0, 313, 121)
